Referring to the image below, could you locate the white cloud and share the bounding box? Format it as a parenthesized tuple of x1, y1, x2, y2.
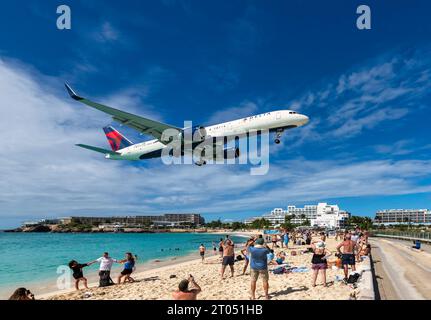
(285, 51, 431, 145)
(94, 22, 119, 43)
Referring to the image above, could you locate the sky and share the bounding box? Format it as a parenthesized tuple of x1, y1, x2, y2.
(1, 0, 431, 228)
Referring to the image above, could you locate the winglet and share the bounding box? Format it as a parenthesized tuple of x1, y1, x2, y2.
(65, 83, 83, 101)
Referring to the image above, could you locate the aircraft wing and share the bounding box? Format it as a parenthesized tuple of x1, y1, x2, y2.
(65, 83, 181, 143)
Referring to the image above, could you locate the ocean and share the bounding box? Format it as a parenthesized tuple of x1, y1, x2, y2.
(0, 232, 246, 299)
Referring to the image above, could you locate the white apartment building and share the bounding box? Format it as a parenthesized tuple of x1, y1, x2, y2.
(245, 203, 350, 228)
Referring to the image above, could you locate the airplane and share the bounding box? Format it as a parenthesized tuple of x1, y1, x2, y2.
(65, 83, 309, 165)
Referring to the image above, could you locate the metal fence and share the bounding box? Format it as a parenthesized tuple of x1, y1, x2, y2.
(373, 231, 431, 242)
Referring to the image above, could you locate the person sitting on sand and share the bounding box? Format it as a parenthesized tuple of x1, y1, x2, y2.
(68, 260, 90, 290)
(275, 252, 286, 265)
(117, 252, 136, 284)
(311, 241, 331, 287)
(247, 238, 271, 300)
(336, 233, 358, 283)
(221, 239, 235, 279)
(199, 244, 206, 263)
(8, 288, 35, 300)
(172, 275, 202, 300)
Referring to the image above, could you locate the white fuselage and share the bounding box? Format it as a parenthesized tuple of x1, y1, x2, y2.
(106, 109, 309, 160)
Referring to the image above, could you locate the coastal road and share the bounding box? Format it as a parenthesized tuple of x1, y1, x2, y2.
(370, 238, 431, 300)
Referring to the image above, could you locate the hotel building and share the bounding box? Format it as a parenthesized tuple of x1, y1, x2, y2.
(25, 214, 205, 228)
(245, 203, 350, 228)
(375, 209, 431, 225)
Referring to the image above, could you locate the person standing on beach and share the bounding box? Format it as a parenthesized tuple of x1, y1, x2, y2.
(212, 242, 217, 255)
(90, 252, 118, 287)
(199, 244, 206, 263)
(283, 230, 289, 249)
(218, 238, 224, 258)
(311, 241, 331, 287)
(271, 234, 278, 248)
(220, 239, 235, 279)
(241, 238, 254, 275)
(247, 238, 271, 300)
(336, 233, 358, 283)
(68, 260, 90, 290)
(172, 275, 202, 300)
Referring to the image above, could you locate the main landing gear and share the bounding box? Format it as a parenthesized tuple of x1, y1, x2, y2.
(195, 159, 207, 166)
(274, 129, 284, 144)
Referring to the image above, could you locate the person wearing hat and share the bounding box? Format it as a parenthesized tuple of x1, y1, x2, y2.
(247, 237, 271, 300)
(311, 238, 331, 287)
(172, 275, 202, 300)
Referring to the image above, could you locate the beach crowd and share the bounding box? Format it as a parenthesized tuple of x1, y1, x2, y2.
(8, 227, 370, 300)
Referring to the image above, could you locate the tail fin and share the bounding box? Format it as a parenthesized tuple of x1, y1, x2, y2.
(103, 126, 133, 151)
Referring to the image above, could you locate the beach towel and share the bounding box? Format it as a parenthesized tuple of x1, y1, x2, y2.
(270, 263, 289, 272)
(288, 266, 309, 273)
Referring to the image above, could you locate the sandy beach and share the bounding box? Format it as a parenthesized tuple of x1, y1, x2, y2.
(42, 236, 362, 300)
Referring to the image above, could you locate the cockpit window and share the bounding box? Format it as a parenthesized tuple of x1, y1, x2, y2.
(289, 111, 297, 114)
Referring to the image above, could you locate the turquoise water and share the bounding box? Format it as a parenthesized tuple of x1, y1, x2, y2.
(0, 232, 245, 297)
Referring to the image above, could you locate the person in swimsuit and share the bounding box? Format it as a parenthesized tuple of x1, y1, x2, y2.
(212, 242, 217, 255)
(311, 241, 331, 287)
(199, 244, 206, 263)
(336, 233, 358, 282)
(117, 252, 136, 284)
(271, 234, 278, 248)
(172, 275, 202, 300)
(68, 260, 90, 290)
(220, 239, 235, 279)
(269, 252, 286, 265)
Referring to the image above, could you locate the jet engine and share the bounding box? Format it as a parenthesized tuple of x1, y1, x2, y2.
(181, 125, 207, 143)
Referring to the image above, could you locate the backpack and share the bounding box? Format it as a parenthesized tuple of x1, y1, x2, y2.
(347, 273, 360, 284)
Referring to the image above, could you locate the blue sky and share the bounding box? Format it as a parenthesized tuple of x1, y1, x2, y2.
(1, 0, 431, 228)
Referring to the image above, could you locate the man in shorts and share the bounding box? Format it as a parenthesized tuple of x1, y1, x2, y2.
(199, 244, 206, 263)
(220, 239, 235, 279)
(247, 238, 271, 300)
(336, 233, 358, 283)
